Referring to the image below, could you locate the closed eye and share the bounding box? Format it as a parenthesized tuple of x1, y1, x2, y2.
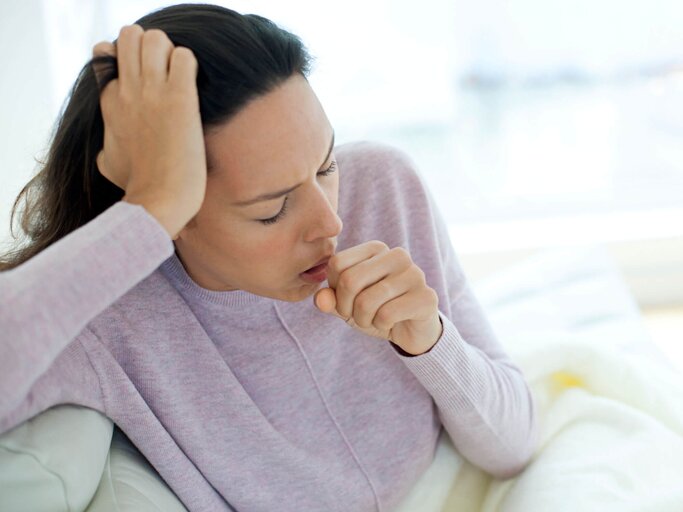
(317, 160, 337, 177)
(257, 160, 337, 226)
(259, 196, 289, 225)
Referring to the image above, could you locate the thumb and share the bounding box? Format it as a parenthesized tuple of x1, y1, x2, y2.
(314, 287, 340, 316)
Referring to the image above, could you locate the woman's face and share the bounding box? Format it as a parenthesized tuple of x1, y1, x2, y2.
(174, 74, 343, 302)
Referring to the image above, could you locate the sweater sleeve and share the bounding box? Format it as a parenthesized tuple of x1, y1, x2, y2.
(0, 202, 174, 432)
(393, 312, 539, 479)
(374, 146, 539, 480)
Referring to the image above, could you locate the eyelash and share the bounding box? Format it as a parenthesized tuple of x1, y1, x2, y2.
(258, 161, 337, 225)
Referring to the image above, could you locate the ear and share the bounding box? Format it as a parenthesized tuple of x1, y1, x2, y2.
(95, 150, 124, 190)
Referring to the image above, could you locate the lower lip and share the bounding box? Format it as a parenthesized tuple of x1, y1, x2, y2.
(299, 262, 328, 284)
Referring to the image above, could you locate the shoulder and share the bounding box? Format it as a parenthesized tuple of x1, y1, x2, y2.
(335, 140, 416, 168)
(85, 267, 183, 341)
(335, 140, 424, 190)
(335, 141, 431, 217)
(334, 141, 436, 250)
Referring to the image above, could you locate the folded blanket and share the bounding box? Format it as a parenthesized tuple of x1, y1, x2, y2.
(396, 332, 683, 512)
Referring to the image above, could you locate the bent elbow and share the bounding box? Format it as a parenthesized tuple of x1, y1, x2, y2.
(492, 404, 541, 480)
(491, 451, 535, 480)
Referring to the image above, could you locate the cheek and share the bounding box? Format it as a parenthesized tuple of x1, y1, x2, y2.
(244, 229, 299, 272)
(197, 209, 295, 261)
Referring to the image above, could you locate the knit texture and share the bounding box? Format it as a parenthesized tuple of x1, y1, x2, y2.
(0, 141, 538, 512)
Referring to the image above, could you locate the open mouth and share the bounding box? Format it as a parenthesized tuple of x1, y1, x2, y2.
(299, 257, 331, 283)
(303, 261, 328, 275)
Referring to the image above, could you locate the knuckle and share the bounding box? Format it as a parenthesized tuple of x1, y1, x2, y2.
(377, 279, 393, 297)
(426, 288, 439, 307)
(412, 265, 426, 284)
(337, 272, 357, 293)
(354, 292, 370, 312)
(143, 28, 167, 41)
(120, 24, 142, 38)
(172, 48, 198, 76)
(391, 246, 411, 264)
(375, 306, 392, 327)
(92, 41, 113, 56)
(173, 46, 195, 61)
(371, 240, 389, 252)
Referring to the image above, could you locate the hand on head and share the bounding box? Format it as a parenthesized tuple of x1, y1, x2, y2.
(91, 24, 207, 239)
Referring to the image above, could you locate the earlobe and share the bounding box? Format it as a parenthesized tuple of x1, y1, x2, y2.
(96, 150, 122, 189)
(96, 150, 106, 175)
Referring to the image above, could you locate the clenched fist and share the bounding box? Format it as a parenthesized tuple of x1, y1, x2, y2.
(314, 241, 443, 356)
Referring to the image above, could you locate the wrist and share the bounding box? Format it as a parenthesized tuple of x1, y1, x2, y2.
(123, 194, 190, 239)
(395, 314, 443, 357)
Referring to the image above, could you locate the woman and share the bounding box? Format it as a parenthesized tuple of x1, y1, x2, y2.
(0, 4, 538, 511)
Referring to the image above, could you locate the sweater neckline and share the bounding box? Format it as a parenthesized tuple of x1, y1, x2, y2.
(160, 253, 272, 307)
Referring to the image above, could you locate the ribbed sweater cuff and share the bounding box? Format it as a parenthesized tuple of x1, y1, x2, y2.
(393, 312, 486, 413)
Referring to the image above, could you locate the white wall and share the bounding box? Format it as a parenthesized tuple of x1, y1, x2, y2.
(0, 0, 56, 249)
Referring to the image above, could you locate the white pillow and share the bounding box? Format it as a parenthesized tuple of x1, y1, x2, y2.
(0, 405, 113, 512)
(87, 428, 187, 511)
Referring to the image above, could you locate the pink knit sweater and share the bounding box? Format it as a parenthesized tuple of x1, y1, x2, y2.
(0, 141, 538, 511)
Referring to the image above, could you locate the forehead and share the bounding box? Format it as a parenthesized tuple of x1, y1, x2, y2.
(203, 75, 333, 199)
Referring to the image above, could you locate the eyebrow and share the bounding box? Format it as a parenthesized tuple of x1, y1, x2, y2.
(232, 131, 336, 207)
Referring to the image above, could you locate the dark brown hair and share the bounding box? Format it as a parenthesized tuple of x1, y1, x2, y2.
(1, 3, 311, 270)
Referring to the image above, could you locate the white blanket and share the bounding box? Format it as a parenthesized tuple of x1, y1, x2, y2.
(395, 245, 683, 511)
(395, 333, 683, 512)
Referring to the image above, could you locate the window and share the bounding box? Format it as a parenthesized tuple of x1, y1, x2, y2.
(3, 0, 682, 303)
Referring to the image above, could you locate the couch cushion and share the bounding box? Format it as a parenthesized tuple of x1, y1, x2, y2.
(0, 405, 113, 512)
(87, 428, 187, 511)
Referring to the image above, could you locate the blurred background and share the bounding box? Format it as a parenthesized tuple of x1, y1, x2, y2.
(1, 1, 681, 358)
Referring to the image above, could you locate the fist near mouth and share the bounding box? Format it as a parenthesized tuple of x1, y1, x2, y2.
(313, 240, 443, 356)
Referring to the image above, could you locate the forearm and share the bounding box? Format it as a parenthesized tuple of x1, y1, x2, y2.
(0, 202, 172, 415)
(394, 313, 539, 479)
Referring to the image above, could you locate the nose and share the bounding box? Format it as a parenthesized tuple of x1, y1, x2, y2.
(303, 186, 343, 243)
